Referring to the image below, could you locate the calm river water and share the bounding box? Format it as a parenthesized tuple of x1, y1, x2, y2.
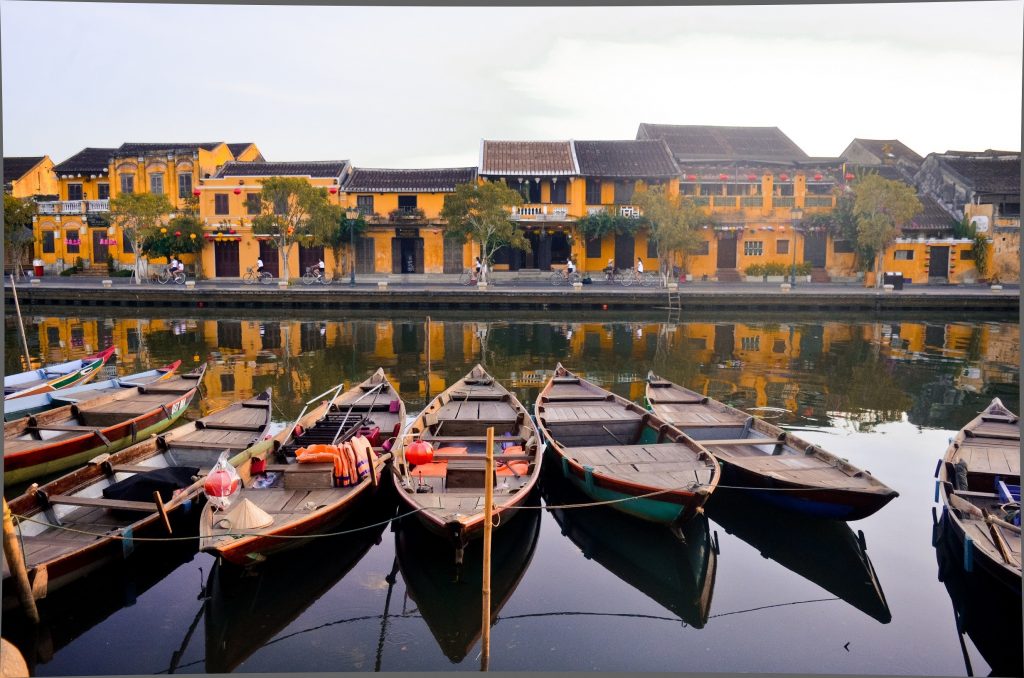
(3, 310, 1020, 675)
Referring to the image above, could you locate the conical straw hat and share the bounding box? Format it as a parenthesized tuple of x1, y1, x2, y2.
(222, 497, 274, 530)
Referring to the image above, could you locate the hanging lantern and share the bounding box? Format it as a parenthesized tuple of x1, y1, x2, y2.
(160, 227, 167, 234)
(747, 174, 757, 181)
(287, 226, 295, 235)
(845, 173, 856, 181)
(814, 173, 823, 181)
(686, 174, 697, 181)
(229, 228, 236, 235)
(328, 187, 338, 194)
(719, 173, 729, 181)
(190, 233, 197, 240)
(192, 188, 201, 196)
(174, 231, 181, 237)
(780, 173, 790, 181)
(107, 225, 116, 236)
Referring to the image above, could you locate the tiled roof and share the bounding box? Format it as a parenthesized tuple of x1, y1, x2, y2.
(480, 141, 577, 176)
(53, 147, 117, 175)
(941, 156, 1020, 195)
(115, 142, 223, 157)
(848, 139, 923, 166)
(637, 123, 809, 162)
(227, 143, 254, 158)
(903, 194, 956, 232)
(3, 156, 46, 185)
(215, 161, 349, 179)
(573, 140, 679, 178)
(343, 167, 477, 193)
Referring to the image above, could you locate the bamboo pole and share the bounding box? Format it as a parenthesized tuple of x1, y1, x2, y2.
(481, 426, 494, 672)
(425, 316, 431, 401)
(2, 499, 39, 623)
(9, 274, 33, 370)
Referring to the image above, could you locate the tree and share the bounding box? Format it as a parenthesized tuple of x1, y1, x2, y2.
(441, 181, 529, 282)
(108, 192, 175, 284)
(804, 192, 875, 271)
(316, 206, 367, 280)
(853, 175, 922, 287)
(575, 210, 642, 271)
(250, 177, 335, 282)
(632, 185, 713, 283)
(4, 194, 36, 277)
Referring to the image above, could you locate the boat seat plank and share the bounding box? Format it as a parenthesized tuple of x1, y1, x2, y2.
(700, 438, 780, 446)
(543, 406, 641, 423)
(47, 494, 158, 512)
(110, 463, 170, 474)
(199, 422, 265, 433)
(167, 439, 252, 451)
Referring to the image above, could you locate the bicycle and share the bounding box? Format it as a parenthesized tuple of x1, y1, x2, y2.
(243, 266, 273, 285)
(549, 270, 581, 286)
(618, 269, 657, 287)
(302, 266, 331, 285)
(458, 269, 479, 286)
(602, 268, 622, 285)
(156, 266, 186, 285)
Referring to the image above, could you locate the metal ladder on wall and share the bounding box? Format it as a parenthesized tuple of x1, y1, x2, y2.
(666, 286, 681, 324)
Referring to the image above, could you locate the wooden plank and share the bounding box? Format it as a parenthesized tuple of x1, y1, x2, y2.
(701, 438, 780, 446)
(48, 494, 157, 512)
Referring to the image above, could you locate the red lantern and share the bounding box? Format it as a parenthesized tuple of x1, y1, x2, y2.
(780, 173, 790, 181)
(719, 173, 729, 181)
(845, 173, 856, 181)
(229, 228, 236, 234)
(203, 469, 240, 501)
(233, 188, 241, 195)
(174, 231, 182, 237)
(329, 187, 338, 194)
(814, 173, 823, 181)
(747, 174, 757, 181)
(192, 188, 201, 196)
(406, 440, 434, 465)
(686, 174, 696, 181)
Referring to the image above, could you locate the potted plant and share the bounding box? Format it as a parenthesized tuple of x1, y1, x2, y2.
(743, 263, 765, 282)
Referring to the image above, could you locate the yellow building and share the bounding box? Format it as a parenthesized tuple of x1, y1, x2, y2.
(338, 167, 478, 274)
(4, 156, 58, 198)
(34, 142, 262, 273)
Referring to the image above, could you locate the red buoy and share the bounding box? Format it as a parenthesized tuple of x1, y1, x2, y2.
(406, 440, 434, 465)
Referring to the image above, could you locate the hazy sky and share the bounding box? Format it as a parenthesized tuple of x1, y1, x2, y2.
(2, 2, 1021, 168)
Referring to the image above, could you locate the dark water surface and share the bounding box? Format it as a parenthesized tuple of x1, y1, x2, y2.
(3, 312, 1020, 675)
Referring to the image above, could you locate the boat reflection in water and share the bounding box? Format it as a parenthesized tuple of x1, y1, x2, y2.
(542, 469, 717, 628)
(705, 488, 892, 624)
(203, 493, 395, 674)
(394, 495, 542, 663)
(2, 538, 199, 675)
(934, 511, 1023, 677)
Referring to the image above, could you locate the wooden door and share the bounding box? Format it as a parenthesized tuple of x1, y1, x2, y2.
(298, 245, 323, 276)
(214, 241, 240, 277)
(804, 232, 827, 268)
(443, 236, 464, 273)
(258, 241, 279, 277)
(91, 230, 109, 265)
(929, 246, 949, 280)
(716, 233, 737, 269)
(614, 233, 635, 271)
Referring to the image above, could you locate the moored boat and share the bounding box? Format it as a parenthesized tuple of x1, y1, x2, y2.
(199, 368, 403, 566)
(3, 365, 207, 485)
(4, 346, 117, 401)
(935, 397, 1020, 595)
(391, 364, 542, 556)
(3, 360, 182, 422)
(646, 372, 898, 520)
(2, 387, 271, 609)
(535, 364, 719, 528)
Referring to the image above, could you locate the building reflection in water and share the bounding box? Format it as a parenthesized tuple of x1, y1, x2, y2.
(10, 315, 1018, 430)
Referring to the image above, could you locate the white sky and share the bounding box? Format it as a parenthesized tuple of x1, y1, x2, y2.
(2, 2, 1021, 168)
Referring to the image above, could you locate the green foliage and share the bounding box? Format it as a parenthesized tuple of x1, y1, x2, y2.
(59, 267, 76, 276)
(631, 187, 712, 276)
(108, 192, 174, 284)
(853, 175, 922, 287)
(952, 216, 977, 239)
(744, 261, 795, 277)
(575, 210, 641, 241)
(4, 194, 36, 276)
(441, 181, 529, 279)
(971, 234, 990, 277)
(744, 263, 765, 277)
(143, 214, 205, 259)
(250, 177, 336, 281)
(316, 206, 368, 279)
(795, 261, 813, 276)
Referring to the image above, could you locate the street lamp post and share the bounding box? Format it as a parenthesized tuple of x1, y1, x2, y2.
(790, 206, 804, 286)
(346, 209, 359, 285)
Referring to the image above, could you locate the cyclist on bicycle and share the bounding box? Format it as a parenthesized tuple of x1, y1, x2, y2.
(473, 257, 482, 282)
(603, 258, 615, 280)
(256, 257, 265, 276)
(564, 257, 576, 280)
(317, 258, 326, 279)
(636, 257, 644, 275)
(169, 256, 184, 276)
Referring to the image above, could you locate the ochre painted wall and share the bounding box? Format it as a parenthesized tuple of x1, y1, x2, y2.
(9, 157, 58, 198)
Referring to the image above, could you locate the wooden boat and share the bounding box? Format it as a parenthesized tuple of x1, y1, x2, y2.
(2, 387, 271, 608)
(391, 364, 542, 556)
(204, 499, 393, 673)
(4, 360, 182, 422)
(935, 397, 1020, 595)
(706, 488, 892, 623)
(934, 508, 1023, 677)
(535, 364, 719, 528)
(199, 368, 403, 566)
(3, 365, 207, 485)
(646, 372, 898, 520)
(543, 467, 716, 628)
(395, 495, 541, 663)
(4, 346, 116, 401)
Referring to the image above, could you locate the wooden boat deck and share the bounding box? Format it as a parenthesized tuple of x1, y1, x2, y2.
(950, 438, 1020, 477)
(201, 486, 355, 541)
(562, 443, 717, 489)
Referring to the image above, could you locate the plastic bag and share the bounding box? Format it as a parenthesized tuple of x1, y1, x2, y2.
(203, 451, 242, 511)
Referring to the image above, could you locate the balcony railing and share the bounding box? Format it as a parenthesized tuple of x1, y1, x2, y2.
(775, 197, 795, 207)
(388, 207, 426, 221)
(511, 204, 572, 220)
(36, 199, 110, 215)
(585, 206, 606, 216)
(619, 205, 642, 218)
(740, 196, 764, 208)
(805, 196, 834, 208)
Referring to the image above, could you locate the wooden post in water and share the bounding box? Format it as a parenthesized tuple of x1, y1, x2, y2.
(481, 426, 495, 671)
(2, 499, 39, 623)
(9, 274, 33, 370)
(425, 316, 431, 401)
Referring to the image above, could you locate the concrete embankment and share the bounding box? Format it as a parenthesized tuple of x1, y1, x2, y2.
(5, 282, 1018, 316)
